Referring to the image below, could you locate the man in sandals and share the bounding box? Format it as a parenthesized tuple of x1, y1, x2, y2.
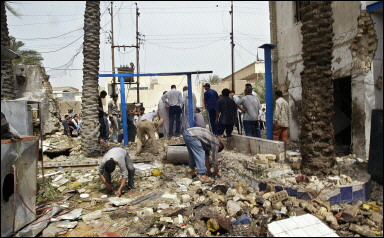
(183, 127, 225, 183)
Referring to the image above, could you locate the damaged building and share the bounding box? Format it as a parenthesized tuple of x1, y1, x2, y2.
(269, 1, 383, 159)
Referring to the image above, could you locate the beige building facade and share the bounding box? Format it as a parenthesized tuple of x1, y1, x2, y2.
(269, 1, 383, 158)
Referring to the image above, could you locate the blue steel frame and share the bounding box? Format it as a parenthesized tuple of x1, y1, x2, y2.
(259, 44, 276, 140)
(99, 71, 212, 145)
(367, 1, 383, 12)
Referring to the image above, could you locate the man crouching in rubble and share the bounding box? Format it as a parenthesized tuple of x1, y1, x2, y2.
(98, 147, 136, 197)
(183, 127, 225, 183)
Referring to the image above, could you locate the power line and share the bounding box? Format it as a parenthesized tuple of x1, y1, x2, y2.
(8, 17, 83, 26)
(235, 30, 269, 41)
(38, 35, 83, 54)
(145, 32, 225, 36)
(15, 28, 82, 40)
(234, 35, 258, 57)
(145, 36, 227, 40)
(235, 48, 249, 65)
(146, 36, 227, 50)
(18, 13, 84, 17)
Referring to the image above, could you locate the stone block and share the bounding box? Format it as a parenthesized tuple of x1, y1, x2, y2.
(269, 190, 289, 204)
(181, 194, 192, 203)
(227, 200, 241, 216)
(82, 210, 102, 223)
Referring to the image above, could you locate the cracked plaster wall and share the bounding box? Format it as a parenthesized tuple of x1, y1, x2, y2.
(272, 1, 379, 159)
(13, 65, 60, 135)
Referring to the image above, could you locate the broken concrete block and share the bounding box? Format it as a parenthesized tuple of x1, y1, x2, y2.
(141, 207, 154, 217)
(233, 194, 246, 202)
(227, 200, 241, 216)
(160, 217, 173, 223)
(187, 227, 197, 237)
(226, 188, 238, 197)
(251, 207, 259, 216)
(41, 223, 68, 237)
(273, 201, 284, 210)
(181, 194, 192, 203)
(52, 178, 69, 188)
(371, 212, 383, 225)
(158, 203, 170, 210)
(146, 228, 159, 236)
(57, 221, 78, 229)
(280, 206, 287, 214)
(325, 213, 338, 226)
(330, 205, 341, 213)
(82, 210, 102, 223)
(58, 208, 83, 220)
(161, 193, 178, 203)
(349, 224, 381, 237)
(57, 186, 67, 193)
(269, 190, 289, 204)
(343, 202, 362, 217)
(108, 197, 133, 206)
(262, 192, 275, 200)
(265, 154, 276, 161)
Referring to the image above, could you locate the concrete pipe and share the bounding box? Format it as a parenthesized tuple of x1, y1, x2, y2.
(165, 144, 190, 165)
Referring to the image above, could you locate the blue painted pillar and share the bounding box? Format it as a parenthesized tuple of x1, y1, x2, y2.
(119, 77, 129, 146)
(259, 44, 276, 140)
(187, 74, 195, 127)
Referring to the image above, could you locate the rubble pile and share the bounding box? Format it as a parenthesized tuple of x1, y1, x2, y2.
(33, 137, 383, 237)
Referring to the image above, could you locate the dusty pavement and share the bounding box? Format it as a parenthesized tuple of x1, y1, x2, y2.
(30, 134, 383, 237)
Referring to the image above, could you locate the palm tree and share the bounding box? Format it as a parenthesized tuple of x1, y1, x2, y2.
(204, 74, 222, 85)
(9, 36, 43, 65)
(299, 1, 335, 176)
(254, 73, 266, 104)
(81, 1, 101, 157)
(1, 1, 15, 100)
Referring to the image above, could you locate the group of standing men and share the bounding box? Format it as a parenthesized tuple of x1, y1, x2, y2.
(158, 85, 204, 138)
(203, 82, 289, 148)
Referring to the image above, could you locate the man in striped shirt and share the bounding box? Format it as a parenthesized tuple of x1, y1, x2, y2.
(183, 127, 225, 183)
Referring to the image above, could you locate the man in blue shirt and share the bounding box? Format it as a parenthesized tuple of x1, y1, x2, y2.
(203, 83, 219, 135)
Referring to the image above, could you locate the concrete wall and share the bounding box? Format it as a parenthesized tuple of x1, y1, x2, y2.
(274, 1, 304, 142)
(231, 134, 286, 162)
(1, 100, 33, 136)
(272, 1, 380, 158)
(1, 137, 38, 237)
(371, 11, 383, 109)
(12, 65, 61, 135)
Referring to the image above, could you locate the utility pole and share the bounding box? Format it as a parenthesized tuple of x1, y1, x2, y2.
(230, 1, 235, 91)
(110, 1, 116, 95)
(135, 3, 140, 103)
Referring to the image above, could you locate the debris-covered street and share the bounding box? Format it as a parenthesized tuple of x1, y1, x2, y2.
(1, 1, 383, 237)
(17, 134, 379, 237)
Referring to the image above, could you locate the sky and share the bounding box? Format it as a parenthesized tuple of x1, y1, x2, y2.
(7, 1, 270, 91)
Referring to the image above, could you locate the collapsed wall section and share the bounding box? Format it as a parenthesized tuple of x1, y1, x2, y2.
(350, 10, 378, 159)
(13, 65, 61, 135)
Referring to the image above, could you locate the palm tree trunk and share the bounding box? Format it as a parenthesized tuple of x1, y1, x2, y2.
(81, 1, 101, 157)
(1, 1, 15, 100)
(299, 1, 335, 176)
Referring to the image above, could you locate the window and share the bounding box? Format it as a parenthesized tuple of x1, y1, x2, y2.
(294, 1, 303, 22)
